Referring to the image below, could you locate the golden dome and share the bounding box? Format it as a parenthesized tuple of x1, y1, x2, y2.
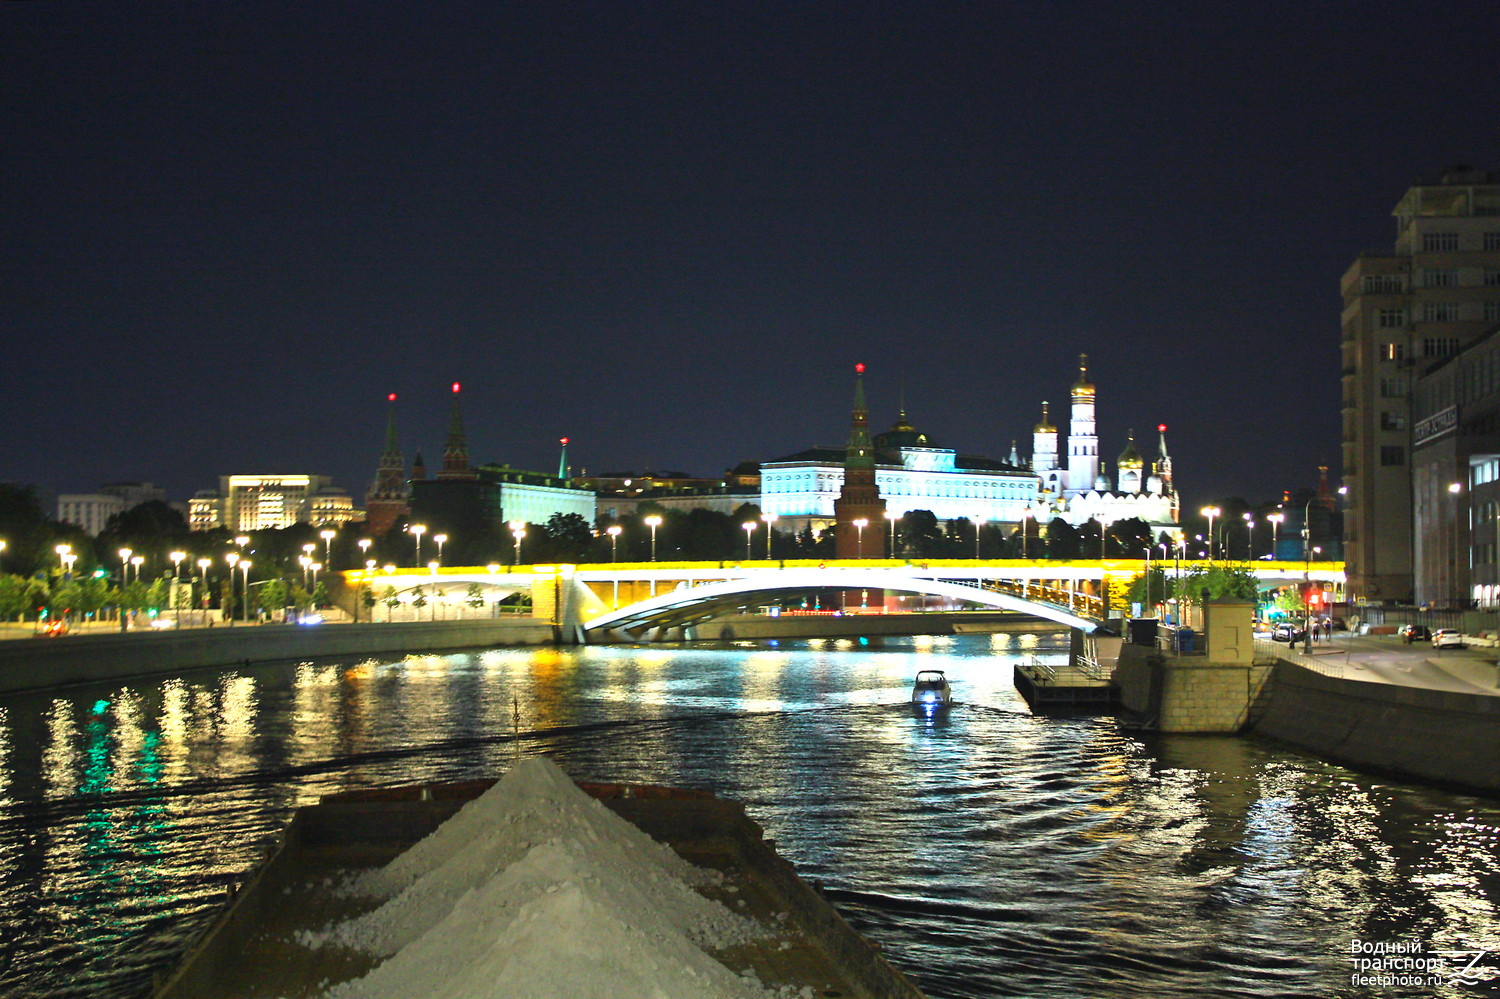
(1034, 401, 1056, 433)
(1118, 430, 1144, 469)
(1071, 353, 1095, 397)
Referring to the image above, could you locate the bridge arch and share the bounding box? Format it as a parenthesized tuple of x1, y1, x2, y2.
(581, 567, 1102, 638)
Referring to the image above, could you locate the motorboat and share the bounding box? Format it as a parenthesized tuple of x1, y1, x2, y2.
(911, 670, 952, 710)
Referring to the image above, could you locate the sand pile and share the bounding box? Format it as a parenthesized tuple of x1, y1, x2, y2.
(312, 757, 777, 999)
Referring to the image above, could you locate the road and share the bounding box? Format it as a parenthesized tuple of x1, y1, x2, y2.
(1261, 629, 1500, 695)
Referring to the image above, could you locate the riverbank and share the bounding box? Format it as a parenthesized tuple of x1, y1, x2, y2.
(0, 618, 554, 695)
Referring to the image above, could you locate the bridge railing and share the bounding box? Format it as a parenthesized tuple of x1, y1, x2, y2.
(1023, 654, 1113, 687)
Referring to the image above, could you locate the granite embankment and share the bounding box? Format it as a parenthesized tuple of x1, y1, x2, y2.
(1251, 660, 1500, 797)
(0, 619, 553, 695)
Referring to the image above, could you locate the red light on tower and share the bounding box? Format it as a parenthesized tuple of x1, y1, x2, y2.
(1158, 423, 1167, 432)
(451, 382, 461, 394)
(387, 392, 397, 402)
(560, 437, 569, 446)
(854, 362, 865, 374)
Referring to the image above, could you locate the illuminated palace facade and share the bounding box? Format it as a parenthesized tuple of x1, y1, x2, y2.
(760, 357, 1180, 541)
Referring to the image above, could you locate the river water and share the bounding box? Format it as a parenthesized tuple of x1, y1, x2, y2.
(0, 632, 1497, 998)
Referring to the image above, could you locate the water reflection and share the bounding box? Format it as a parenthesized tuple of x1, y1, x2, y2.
(0, 634, 1496, 998)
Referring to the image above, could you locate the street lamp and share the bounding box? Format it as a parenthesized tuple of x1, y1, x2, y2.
(853, 517, 868, 559)
(742, 520, 756, 560)
(763, 512, 778, 559)
(1200, 506, 1221, 561)
(1267, 512, 1284, 560)
(1020, 510, 1032, 560)
(1449, 481, 1464, 606)
(118, 547, 132, 586)
(972, 514, 984, 559)
(131, 555, 143, 587)
(1243, 513, 1255, 560)
(884, 510, 898, 556)
(409, 524, 426, 568)
(225, 553, 240, 626)
(320, 528, 336, 567)
(310, 562, 322, 598)
(433, 533, 448, 566)
(510, 524, 526, 565)
(358, 537, 372, 564)
(644, 515, 662, 562)
(238, 559, 252, 623)
(606, 524, 622, 561)
(169, 551, 186, 626)
(197, 558, 211, 616)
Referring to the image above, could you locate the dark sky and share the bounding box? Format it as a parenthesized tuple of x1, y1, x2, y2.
(5, 1, 1500, 514)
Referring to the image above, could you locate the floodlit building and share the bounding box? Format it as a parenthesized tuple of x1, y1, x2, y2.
(1341, 167, 1500, 604)
(189, 475, 360, 531)
(56, 482, 168, 535)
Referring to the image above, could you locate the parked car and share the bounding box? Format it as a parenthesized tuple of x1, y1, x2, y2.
(1271, 623, 1305, 643)
(1432, 629, 1464, 649)
(1399, 624, 1432, 644)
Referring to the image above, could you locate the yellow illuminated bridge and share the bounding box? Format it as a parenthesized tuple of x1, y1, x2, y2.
(344, 558, 1345, 643)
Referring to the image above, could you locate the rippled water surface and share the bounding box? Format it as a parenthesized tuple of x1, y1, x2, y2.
(1, 633, 1498, 998)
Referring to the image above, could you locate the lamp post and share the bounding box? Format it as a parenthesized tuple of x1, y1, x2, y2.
(606, 524, 622, 561)
(197, 558, 211, 617)
(1143, 545, 1152, 618)
(1449, 481, 1464, 606)
(358, 537, 372, 566)
(118, 547, 132, 587)
(644, 515, 662, 562)
(973, 514, 983, 559)
(853, 517, 867, 559)
(510, 524, 526, 566)
(1021, 510, 1032, 560)
(742, 521, 756, 560)
(238, 559, 252, 623)
(299, 554, 312, 591)
(310, 562, 322, 600)
(1243, 513, 1256, 560)
(1267, 512, 1284, 560)
(225, 553, 239, 627)
(884, 510, 898, 557)
(131, 555, 144, 588)
(169, 551, 185, 626)
(763, 512, 778, 559)
(409, 523, 426, 568)
(433, 533, 447, 566)
(320, 528, 336, 567)
(1200, 506, 1220, 562)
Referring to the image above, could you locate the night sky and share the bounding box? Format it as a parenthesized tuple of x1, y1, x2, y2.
(6, 2, 1500, 515)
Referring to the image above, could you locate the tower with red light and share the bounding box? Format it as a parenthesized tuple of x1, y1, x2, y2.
(833, 363, 888, 559)
(365, 392, 411, 535)
(438, 381, 478, 481)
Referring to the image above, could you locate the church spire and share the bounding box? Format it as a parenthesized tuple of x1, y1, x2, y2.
(845, 363, 875, 469)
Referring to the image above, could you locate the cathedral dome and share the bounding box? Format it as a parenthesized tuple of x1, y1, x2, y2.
(874, 411, 935, 449)
(1118, 431, 1144, 469)
(1034, 401, 1056, 433)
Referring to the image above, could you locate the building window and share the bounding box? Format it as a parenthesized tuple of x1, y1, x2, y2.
(1380, 377, 1408, 398)
(1380, 446, 1405, 466)
(1378, 308, 1407, 328)
(1486, 232, 1500, 250)
(1423, 337, 1461, 356)
(1380, 411, 1407, 431)
(1382, 342, 1406, 361)
(1423, 269, 1458, 288)
(1424, 232, 1459, 252)
(1423, 302, 1461, 322)
(1363, 274, 1404, 293)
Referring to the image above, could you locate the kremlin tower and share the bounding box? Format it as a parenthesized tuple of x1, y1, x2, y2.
(833, 363, 887, 559)
(365, 393, 410, 535)
(438, 382, 478, 481)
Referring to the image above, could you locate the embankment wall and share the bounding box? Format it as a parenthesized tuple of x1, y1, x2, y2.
(1251, 662, 1500, 797)
(0, 619, 553, 695)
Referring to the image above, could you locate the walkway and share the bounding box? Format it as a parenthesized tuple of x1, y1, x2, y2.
(1261, 630, 1500, 696)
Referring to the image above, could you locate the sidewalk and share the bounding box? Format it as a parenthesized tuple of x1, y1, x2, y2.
(1269, 631, 1500, 696)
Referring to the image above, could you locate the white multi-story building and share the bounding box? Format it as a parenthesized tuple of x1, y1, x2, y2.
(189, 475, 361, 531)
(57, 482, 168, 535)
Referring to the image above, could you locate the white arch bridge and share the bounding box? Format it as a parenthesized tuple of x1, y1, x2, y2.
(344, 559, 1344, 643)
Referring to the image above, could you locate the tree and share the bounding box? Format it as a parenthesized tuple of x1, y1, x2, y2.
(1045, 518, 1079, 559)
(542, 512, 594, 563)
(465, 582, 485, 609)
(312, 581, 329, 608)
(898, 510, 945, 559)
(260, 577, 289, 612)
(1107, 517, 1154, 557)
